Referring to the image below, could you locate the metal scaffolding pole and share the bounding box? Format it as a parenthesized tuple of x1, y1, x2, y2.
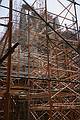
(45, 0, 52, 120)
(4, 0, 12, 120)
(27, 10, 31, 120)
(73, 0, 79, 39)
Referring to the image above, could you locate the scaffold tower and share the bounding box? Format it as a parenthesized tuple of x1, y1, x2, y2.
(0, 0, 80, 120)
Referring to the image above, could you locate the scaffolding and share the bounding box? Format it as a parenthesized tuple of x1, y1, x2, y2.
(0, 0, 80, 120)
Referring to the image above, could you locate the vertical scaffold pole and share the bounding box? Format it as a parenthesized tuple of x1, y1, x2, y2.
(45, 0, 52, 120)
(73, 0, 79, 39)
(4, 0, 12, 120)
(27, 10, 31, 120)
